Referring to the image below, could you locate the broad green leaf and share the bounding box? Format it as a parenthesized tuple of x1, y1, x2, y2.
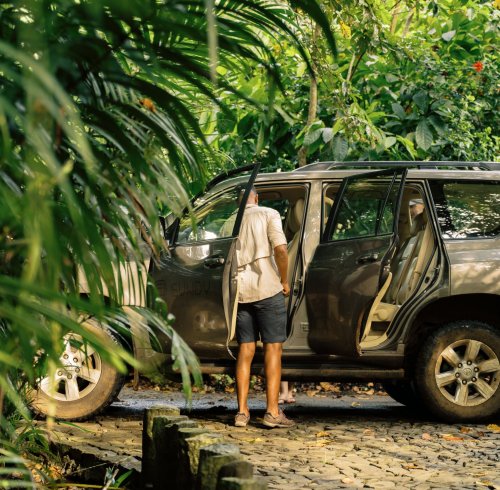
(442, 30, 456, 41)
(332, 119, 343, 135)
(413, 90, 429, 113)
(384, 136, 397, 149)
(333, 136, 348, 161)
(296, 62, 307, 78)
(416, 120, 434, 150)
(303, 128, 323, 146)
(322, 128, 334, 143)
(428, 115, 447, 136)
(391, 103, 406, 120)
(396, 135, 417, 159)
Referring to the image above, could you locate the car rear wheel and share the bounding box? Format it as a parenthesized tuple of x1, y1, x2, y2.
(31, 321, 126, 421)
(415, 321, 500, 422)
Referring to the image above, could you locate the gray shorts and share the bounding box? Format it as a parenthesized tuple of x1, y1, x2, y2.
(236, 292, 287, 344)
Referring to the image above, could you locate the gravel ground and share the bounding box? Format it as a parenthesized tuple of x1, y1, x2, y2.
(46, 385, 500, 489)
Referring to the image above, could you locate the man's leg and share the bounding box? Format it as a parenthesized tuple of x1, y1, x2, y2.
(263, 342, 282, 417)
(236, 342, 256, 416)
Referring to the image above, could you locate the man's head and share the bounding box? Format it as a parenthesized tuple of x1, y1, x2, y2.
(409, 198, 424, 219)
(239, 186, 258, 205)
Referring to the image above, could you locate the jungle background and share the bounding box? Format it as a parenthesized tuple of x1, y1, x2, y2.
(0, 0, 498, 487)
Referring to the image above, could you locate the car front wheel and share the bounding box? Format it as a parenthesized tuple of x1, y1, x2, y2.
(416, 320, 500, 422)
(31, 321, 126, 421)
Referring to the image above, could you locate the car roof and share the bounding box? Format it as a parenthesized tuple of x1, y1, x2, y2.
(208, 161, 500, 194)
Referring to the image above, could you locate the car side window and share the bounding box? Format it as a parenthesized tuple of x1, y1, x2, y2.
(176, 187, 240, 243)
(326, 179, 398, 241)
(430, 180, 500, 239)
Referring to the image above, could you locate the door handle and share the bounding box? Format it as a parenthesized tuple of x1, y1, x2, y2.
(204, 255, 225, 268)
(357, 253, 379, 264)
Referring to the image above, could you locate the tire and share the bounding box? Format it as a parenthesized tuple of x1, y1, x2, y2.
(31, 320, 126, 421)
(382, 380, 418, 407)
(415, 320, 500, 422)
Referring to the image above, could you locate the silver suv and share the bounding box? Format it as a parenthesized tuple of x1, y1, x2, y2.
(34, 162, 500, 422)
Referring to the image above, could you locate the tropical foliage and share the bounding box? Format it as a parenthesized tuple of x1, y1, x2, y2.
(203, 0, 499, 170)
(0, 0, 335, 485)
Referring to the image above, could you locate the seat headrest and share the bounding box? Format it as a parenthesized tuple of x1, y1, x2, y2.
(410, 211, 427, 236)
(288, 198, 305, 234)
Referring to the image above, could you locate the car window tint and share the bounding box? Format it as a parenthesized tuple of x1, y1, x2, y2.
(177, 187, 240, 243)
(329, 181, 397, 241)
(430, 180, 500, 239)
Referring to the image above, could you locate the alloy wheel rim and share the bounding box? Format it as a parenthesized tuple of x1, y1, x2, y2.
(39, 334, 102, 402)
(435, 338, 500, 407)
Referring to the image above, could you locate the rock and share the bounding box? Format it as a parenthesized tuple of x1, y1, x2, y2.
(178, 429, 224, 490)
(142, 409, 186, 489)
(217, 477, 267, 490)
(218, 460, 254, 481)
(197, 443, 241, 490)
(152, 418, 198, 489)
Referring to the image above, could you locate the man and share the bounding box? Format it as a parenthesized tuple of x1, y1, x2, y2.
(409, 198, 424, 220)
(234, 187, 294, 428)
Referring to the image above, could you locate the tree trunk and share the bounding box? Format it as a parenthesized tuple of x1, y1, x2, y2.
(298, 23, 321, 168)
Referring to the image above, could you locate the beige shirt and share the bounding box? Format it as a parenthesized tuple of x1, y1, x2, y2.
(236, 204, 287, 303)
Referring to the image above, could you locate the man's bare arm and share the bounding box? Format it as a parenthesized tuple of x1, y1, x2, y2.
(274, 244, 290, 296)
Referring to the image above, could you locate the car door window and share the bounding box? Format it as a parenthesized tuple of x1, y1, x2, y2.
(429, 180, 500, 239)
(326, 175, 400, 241)
(176, 187, 240, 243)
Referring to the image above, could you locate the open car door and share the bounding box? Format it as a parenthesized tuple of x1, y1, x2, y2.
(305, 169, 407, 357)
(150, 164, 260, 359)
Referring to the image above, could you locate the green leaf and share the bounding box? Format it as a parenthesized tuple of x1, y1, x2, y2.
(384, 136, 397, 149)
(396, 135, 417, 159)
(442, 30, 456, 42)
(416, 120, 434, 150)
(322, 128, 334, 143)
(333, 136, 348, 161)
(428, 115, 447, 136)
(332, 119, 343, 135)
(391, 103, 406, 120)
(303, 128, 323, 146)
(296, 61, 307, 78)
(413, 90, 429, 113)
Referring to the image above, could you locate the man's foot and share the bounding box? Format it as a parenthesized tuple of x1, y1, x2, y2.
(263, 410, 295, 428)
(234, 412, 250, 427)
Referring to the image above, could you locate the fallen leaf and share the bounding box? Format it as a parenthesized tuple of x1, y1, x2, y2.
(365, 389, 375, 395)
(441, 434, 464, 441)
(306, 390, 318, 397)
(307, 440, 331, 447)
(402, 463, 422, 470)
(460, 426, 472, 433)
(422, 433, 433, 440)
(475, 480, 495, 488)
(319, 382, 340, 392)
(315, 431, 331, 438)
(486, 424, 500, 432)
(242, 437, 265, 443)
(351, 402, 361, 407)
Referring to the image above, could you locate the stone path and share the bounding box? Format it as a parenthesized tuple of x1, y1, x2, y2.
(47, 386, 500, 489)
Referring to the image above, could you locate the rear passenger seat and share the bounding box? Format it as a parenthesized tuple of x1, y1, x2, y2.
(362, 210, 434, 344)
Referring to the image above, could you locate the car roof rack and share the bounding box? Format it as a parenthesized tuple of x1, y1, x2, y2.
(292, 161, 500, 172)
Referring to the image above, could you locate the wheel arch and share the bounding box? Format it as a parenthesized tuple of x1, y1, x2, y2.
(78, 293, 135, 357)
(404, 293, 500, 361)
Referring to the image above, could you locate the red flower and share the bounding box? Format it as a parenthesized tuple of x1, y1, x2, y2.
(472, 61, 484, 72)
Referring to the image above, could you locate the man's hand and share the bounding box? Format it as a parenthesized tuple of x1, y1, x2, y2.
(274, 244, 289, 296)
